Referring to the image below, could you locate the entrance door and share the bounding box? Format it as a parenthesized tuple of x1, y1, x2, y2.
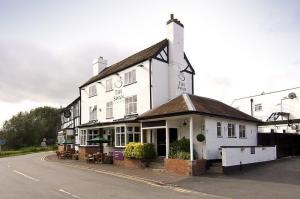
(157, 129, 166, 156)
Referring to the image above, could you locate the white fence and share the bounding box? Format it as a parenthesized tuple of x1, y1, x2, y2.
(221, 146, 277, 167)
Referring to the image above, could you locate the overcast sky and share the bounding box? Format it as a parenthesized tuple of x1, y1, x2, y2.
(1, 0, 300, 127)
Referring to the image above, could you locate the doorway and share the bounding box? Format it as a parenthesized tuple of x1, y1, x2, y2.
(156, 129, 166, 156)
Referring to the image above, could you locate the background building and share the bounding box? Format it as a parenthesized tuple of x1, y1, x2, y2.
(232, 87, 300, 134)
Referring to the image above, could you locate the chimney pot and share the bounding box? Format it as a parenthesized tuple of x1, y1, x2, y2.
(170, 14, 174, 20)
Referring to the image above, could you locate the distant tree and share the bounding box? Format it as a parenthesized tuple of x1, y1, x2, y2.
(1, 106, 61, 149)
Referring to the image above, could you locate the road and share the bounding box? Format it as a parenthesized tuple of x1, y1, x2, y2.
(0, 152, 222, 199)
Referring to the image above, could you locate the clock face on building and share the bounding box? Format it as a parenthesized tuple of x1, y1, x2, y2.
(178, 72, 185, 81)
(114, 78, 123, 88)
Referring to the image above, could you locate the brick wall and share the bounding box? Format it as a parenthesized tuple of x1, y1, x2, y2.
(165, 159, 207, 176)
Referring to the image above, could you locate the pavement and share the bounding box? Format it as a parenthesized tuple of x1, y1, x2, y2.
(47, 153, 300, 199)
(0, 152, 224, 199)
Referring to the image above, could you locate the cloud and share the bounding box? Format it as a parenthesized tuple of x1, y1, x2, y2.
(0, 40, 125, 105)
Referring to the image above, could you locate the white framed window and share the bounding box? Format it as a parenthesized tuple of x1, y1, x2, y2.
(217, 122, 222, 137)
(106, 101, 113, 119)
(228, 123, 236, 137)
(254, 103, 262, 111)
(80, 130, 87, 146)
(89, 85, 97, 97)
(127, 126, 140, 143)
(125, 95, 137, 115)
(106, 79, 113, 92)
(115, 126, 125, 147)
(89, 105, 97, 121)
(239, 125, 246, 138)
(124, 69, 136, 85)
(87, 130, 99, 146)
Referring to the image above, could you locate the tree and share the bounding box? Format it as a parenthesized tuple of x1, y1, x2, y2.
(1, 106, 61, 149)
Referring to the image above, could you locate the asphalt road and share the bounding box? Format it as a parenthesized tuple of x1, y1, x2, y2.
(0, 152, 223, 199)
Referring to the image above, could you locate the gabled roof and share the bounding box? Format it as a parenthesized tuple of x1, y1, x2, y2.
(139, 94, 261, 123)
(80, 39, 168, 88)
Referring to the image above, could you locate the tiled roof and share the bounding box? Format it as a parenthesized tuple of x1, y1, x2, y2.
(139, 94, 261, 123)
(80, 39, 168, 88)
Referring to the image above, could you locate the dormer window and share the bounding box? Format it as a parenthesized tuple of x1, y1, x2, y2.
(124, 70, 136, 86)
(106, 79, 113, 92)
(89, 85, 97, 97)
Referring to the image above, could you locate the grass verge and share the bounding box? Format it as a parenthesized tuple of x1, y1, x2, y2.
(0, 146, 57, 158)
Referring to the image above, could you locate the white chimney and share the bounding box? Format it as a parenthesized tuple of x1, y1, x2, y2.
(166, 14, 186, 99)
(93, 56, 107, 76)
(167, 14, 184, 68)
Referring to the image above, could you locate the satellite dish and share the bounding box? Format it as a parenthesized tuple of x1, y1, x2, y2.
(288, 92, 297, 99)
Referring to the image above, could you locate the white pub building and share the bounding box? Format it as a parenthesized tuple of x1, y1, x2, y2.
(76, 15, 276, 173)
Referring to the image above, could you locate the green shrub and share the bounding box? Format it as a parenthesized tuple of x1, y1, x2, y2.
(124, 142, 156, 160)
(143, 143, 156, 160)
(169, 137, 191, 160)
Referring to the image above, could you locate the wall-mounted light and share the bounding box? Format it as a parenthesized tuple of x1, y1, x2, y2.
(138, 64, 144, 67)
(182, 120, 187, 126)
(97, 81, 102, 84)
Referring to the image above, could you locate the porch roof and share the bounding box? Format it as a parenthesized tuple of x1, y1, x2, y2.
(139, 94, 261, 123)
(79, 116, 139, 128)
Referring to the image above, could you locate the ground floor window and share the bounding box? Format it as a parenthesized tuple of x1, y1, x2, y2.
(128, 126, 140, 142)
(115, 125, 141, 147)
(80, 130, 87, 145)
(87, 130, 99, 146)
(115, 126, 125, 147)
(79, 129, 99, 146)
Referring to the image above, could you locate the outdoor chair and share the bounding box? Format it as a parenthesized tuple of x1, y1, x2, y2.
(86, 154, 95, 163)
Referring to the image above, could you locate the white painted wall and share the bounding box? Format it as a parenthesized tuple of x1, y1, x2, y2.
(81, 60, 151, 124)
(232, 87, 300, 121)
(205, 117, 257, 160)
(151, 59, 169, 108)
(222, 146, 277, 167)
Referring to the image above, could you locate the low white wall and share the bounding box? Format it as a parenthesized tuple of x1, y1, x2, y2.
(222, 146, 277, 167)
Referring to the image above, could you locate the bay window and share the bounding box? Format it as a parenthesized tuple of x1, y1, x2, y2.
(127, 126, 140, 142)
(115, 126, 125, 147)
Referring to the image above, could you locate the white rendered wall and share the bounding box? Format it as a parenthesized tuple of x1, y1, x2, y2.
(205, 117, 257, 160)
(222, 146, 277, 167)
(232, 87, 300, 121)
(81, 60, 151, 124)
(151, 59, 169, 108)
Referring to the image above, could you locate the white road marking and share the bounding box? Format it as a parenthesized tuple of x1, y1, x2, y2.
(13, 170, 40, 182)
(59, 189, 81, 199)
(41, 156, 46, 161)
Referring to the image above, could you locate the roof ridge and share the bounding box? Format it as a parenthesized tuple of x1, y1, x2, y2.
(183, 93, 196, 111)
(80, 39, 168, 88)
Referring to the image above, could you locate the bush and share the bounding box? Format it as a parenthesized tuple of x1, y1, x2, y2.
(169, 137, 190, 160)
(124, 143, 156, 160)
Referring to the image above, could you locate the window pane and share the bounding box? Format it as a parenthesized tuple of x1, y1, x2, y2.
(121, 134, 125, 146)
(134, 127, 140, 132)
(134, 134, 140, 142)
(128, 134, 133, 142)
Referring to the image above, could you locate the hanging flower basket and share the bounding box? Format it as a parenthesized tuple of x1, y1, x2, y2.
(196, 134, 205, 142)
